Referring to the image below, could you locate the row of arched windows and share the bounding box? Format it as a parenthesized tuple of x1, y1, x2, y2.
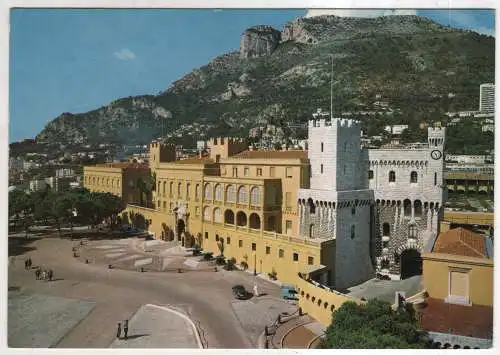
(85, 175, 121, 188)
(203, 184, 261, 205)
(203, 207, 263, 229)
(299, 289, 336, 313)
(157, 180, 201, 200)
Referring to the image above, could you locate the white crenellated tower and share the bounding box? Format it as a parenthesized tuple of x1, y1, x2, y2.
(298, 116, 374, 290)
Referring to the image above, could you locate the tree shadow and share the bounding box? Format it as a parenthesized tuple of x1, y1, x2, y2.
(8, 237, 41, 257)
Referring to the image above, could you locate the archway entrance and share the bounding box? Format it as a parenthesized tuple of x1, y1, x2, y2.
(400, 249, 422, 279)
(176, 219, 185, 244)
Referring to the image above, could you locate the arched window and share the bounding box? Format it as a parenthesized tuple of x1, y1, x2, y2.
(249, 213, 261, 229)
(250, 186, 261, 205)
(321, 142, 324, 152)
(383, 223, 390, 236)
(213, 207, 222, 223)
(224, 209, 235, 224)
(177, 182, 182, 198)
(309, 224, 314, 238)
(214, 184, 222, 201)
(321, 164, 324, 173)
(195, 184, 200, 199)
(203, 206, 211, 221)
(169, 182, 173, 196)
(204, 183, 212, 200)
(403, 199, 412, 217)
(350, 225, 355, 239)
(434, 172, 437, 186)
(389, 171, 396, 182)
(410, 171, 418, 183)
(236, 211, 247, 226)
(186, 183, 190, 199)
(226, 185, 236, 202)
(414, 200, 422, 217)
(237, 186, 248, 204)
(409, 224, 417, 238)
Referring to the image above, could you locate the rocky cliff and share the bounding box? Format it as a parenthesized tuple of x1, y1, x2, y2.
(35, 15, 495, 146)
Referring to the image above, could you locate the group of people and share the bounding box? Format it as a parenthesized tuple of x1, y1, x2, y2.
(24, 258, 32, 270)
(33, 265, 54, 281)
(117, 320, 129, 340)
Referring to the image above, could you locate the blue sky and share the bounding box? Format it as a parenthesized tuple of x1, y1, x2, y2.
(9, 9, 495, 142)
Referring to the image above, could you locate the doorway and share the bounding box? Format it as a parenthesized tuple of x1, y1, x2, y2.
(400, 249, 422, 279)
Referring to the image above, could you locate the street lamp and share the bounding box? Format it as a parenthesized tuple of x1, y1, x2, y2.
(254, 253, 257, 276)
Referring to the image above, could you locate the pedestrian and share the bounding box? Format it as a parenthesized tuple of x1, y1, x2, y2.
(48, 269, 53, 281)
(41, 270, 47, 281)
(116, 322, 122, 339)
(35, 268, 41, 280)
(24, 260, 28, 270)
(28, 258, 32, 269)
(123, 320, 129, 340)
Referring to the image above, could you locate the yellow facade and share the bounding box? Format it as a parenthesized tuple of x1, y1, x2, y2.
(84, 138, 364, 326)
(83, 163, 151, 204)
(422, 252, 493, 307)
(296, 276, 362, 327)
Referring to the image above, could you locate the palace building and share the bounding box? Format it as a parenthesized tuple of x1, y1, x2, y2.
(83, 111, 446, 290)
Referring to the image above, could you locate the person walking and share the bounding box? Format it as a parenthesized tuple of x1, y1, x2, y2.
(48, 269, 54, 281)
(24, 260, 28, 270)
(116, 322, 122, 339)
(41, 270, 47, 281)
(35, 268, 41, 280)
(123, 320, 129, 340)
(27, 258, 32, 269)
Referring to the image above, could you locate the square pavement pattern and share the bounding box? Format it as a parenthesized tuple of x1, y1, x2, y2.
(8, 294, 96, 348)
(110, 304, 201, 348)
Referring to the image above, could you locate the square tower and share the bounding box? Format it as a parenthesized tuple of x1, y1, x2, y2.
(149, 140, 176, 170)
(207, 137, 248, 162)
(308, 118, 365, 191)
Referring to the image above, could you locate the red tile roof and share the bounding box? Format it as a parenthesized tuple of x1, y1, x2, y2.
(418, 298, 493, 339)
(432, 227, 488, 258)
(231, 150, 308, 160)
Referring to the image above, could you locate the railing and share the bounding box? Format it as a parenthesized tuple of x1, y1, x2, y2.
(236, 226, 247, 231)
(249, 228, 260, 234)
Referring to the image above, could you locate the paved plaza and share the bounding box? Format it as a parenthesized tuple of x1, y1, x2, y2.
(110, 304, 201, 348)
(231, 296, 298, 346)
(8, 294, 96, 348)
(8, 234, 285, 348)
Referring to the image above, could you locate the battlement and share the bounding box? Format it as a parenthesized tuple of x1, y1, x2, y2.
(208, 137, 247, 146)
(308, 118, 360, 129)
(150, 140, 175, 149)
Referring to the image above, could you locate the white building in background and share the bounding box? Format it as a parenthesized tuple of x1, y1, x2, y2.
(445, 154, 492, 164)
(29, 178, 47, 192)
(384, 125, 408, 135)
(9, 156, 25, 171)
(479, 83, 495, 113)
(55, 168, 75, 179)
(196, 140, 207, 151)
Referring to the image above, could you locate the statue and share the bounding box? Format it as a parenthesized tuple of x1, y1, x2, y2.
(253, 281, 260, 297)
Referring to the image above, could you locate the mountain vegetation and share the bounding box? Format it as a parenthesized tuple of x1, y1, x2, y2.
(35, 15, 495, 152)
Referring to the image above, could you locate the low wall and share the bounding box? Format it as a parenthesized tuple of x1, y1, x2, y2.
(296, 276, 362, 327)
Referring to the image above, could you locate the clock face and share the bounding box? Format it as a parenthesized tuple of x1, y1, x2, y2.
(431, 150, 442, 160)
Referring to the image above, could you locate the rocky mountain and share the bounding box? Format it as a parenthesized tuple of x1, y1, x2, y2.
(36, 15, 495, 146)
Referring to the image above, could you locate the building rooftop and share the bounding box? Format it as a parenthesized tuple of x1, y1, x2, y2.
(92, 163, 149, 169)
(432, 227, 490, 259)
(418, 298, 493, 339)
(231, 150, 308, 160)
(173, 156, 215, 165)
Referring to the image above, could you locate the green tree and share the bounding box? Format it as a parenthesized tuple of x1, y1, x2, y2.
(319, 299, 430, 349)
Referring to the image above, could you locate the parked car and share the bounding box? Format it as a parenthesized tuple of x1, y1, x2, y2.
(232, 285, 248, 300)
(280, 285, 298, 300)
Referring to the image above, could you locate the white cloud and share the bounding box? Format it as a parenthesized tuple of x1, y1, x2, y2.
(113, 48, 136, 61)
(445, 11, 495, 37)
(305, 9, 417, 18)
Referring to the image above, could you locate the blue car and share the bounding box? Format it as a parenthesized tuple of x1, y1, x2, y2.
(280, 285, 298, 300)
